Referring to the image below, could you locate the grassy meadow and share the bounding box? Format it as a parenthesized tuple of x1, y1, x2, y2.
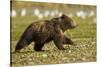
(11, 1, 96, 66)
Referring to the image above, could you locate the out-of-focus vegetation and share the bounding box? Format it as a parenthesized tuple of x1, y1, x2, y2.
(11, 1, 96, 18)
(11, 1, 96, 66)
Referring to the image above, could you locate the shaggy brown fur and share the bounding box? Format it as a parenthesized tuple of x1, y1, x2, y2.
(15, 14, 77, 52)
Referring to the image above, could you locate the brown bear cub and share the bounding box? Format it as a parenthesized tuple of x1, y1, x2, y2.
(15, 14, 77, 52)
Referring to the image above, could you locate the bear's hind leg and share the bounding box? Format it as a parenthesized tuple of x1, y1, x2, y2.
(15, 26, 34, 52)
(34, 43, 44, 51)
(15, 39, 32, 52)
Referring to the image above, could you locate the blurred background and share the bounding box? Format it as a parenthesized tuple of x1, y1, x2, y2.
(11, 1, 96, 20)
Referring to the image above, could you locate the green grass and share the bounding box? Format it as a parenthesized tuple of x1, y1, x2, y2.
(11, 16, 96, 66)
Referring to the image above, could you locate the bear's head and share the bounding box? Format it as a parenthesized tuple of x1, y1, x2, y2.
(59, 14, 77, 31)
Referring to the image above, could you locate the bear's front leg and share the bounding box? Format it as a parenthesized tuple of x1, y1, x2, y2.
(63, 35, 75, 46)
(53, 34, 65, 50)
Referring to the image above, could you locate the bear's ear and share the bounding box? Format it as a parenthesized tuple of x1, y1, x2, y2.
(61, 14, 66, 19)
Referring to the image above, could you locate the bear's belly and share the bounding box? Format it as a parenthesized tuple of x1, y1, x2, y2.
(33, 32, 52, 43)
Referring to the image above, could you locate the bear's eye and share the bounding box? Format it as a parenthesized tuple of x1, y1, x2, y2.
(61, 16, 65, 19)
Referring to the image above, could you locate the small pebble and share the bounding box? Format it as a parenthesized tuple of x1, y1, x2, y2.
(82, 57, 86, 61)
(68, 50, 71, 53)
(92, 42, 95, 44)
(62, 57, 67, 60)
(42, 54, 47, 58)
(72, 58, 76, 61)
